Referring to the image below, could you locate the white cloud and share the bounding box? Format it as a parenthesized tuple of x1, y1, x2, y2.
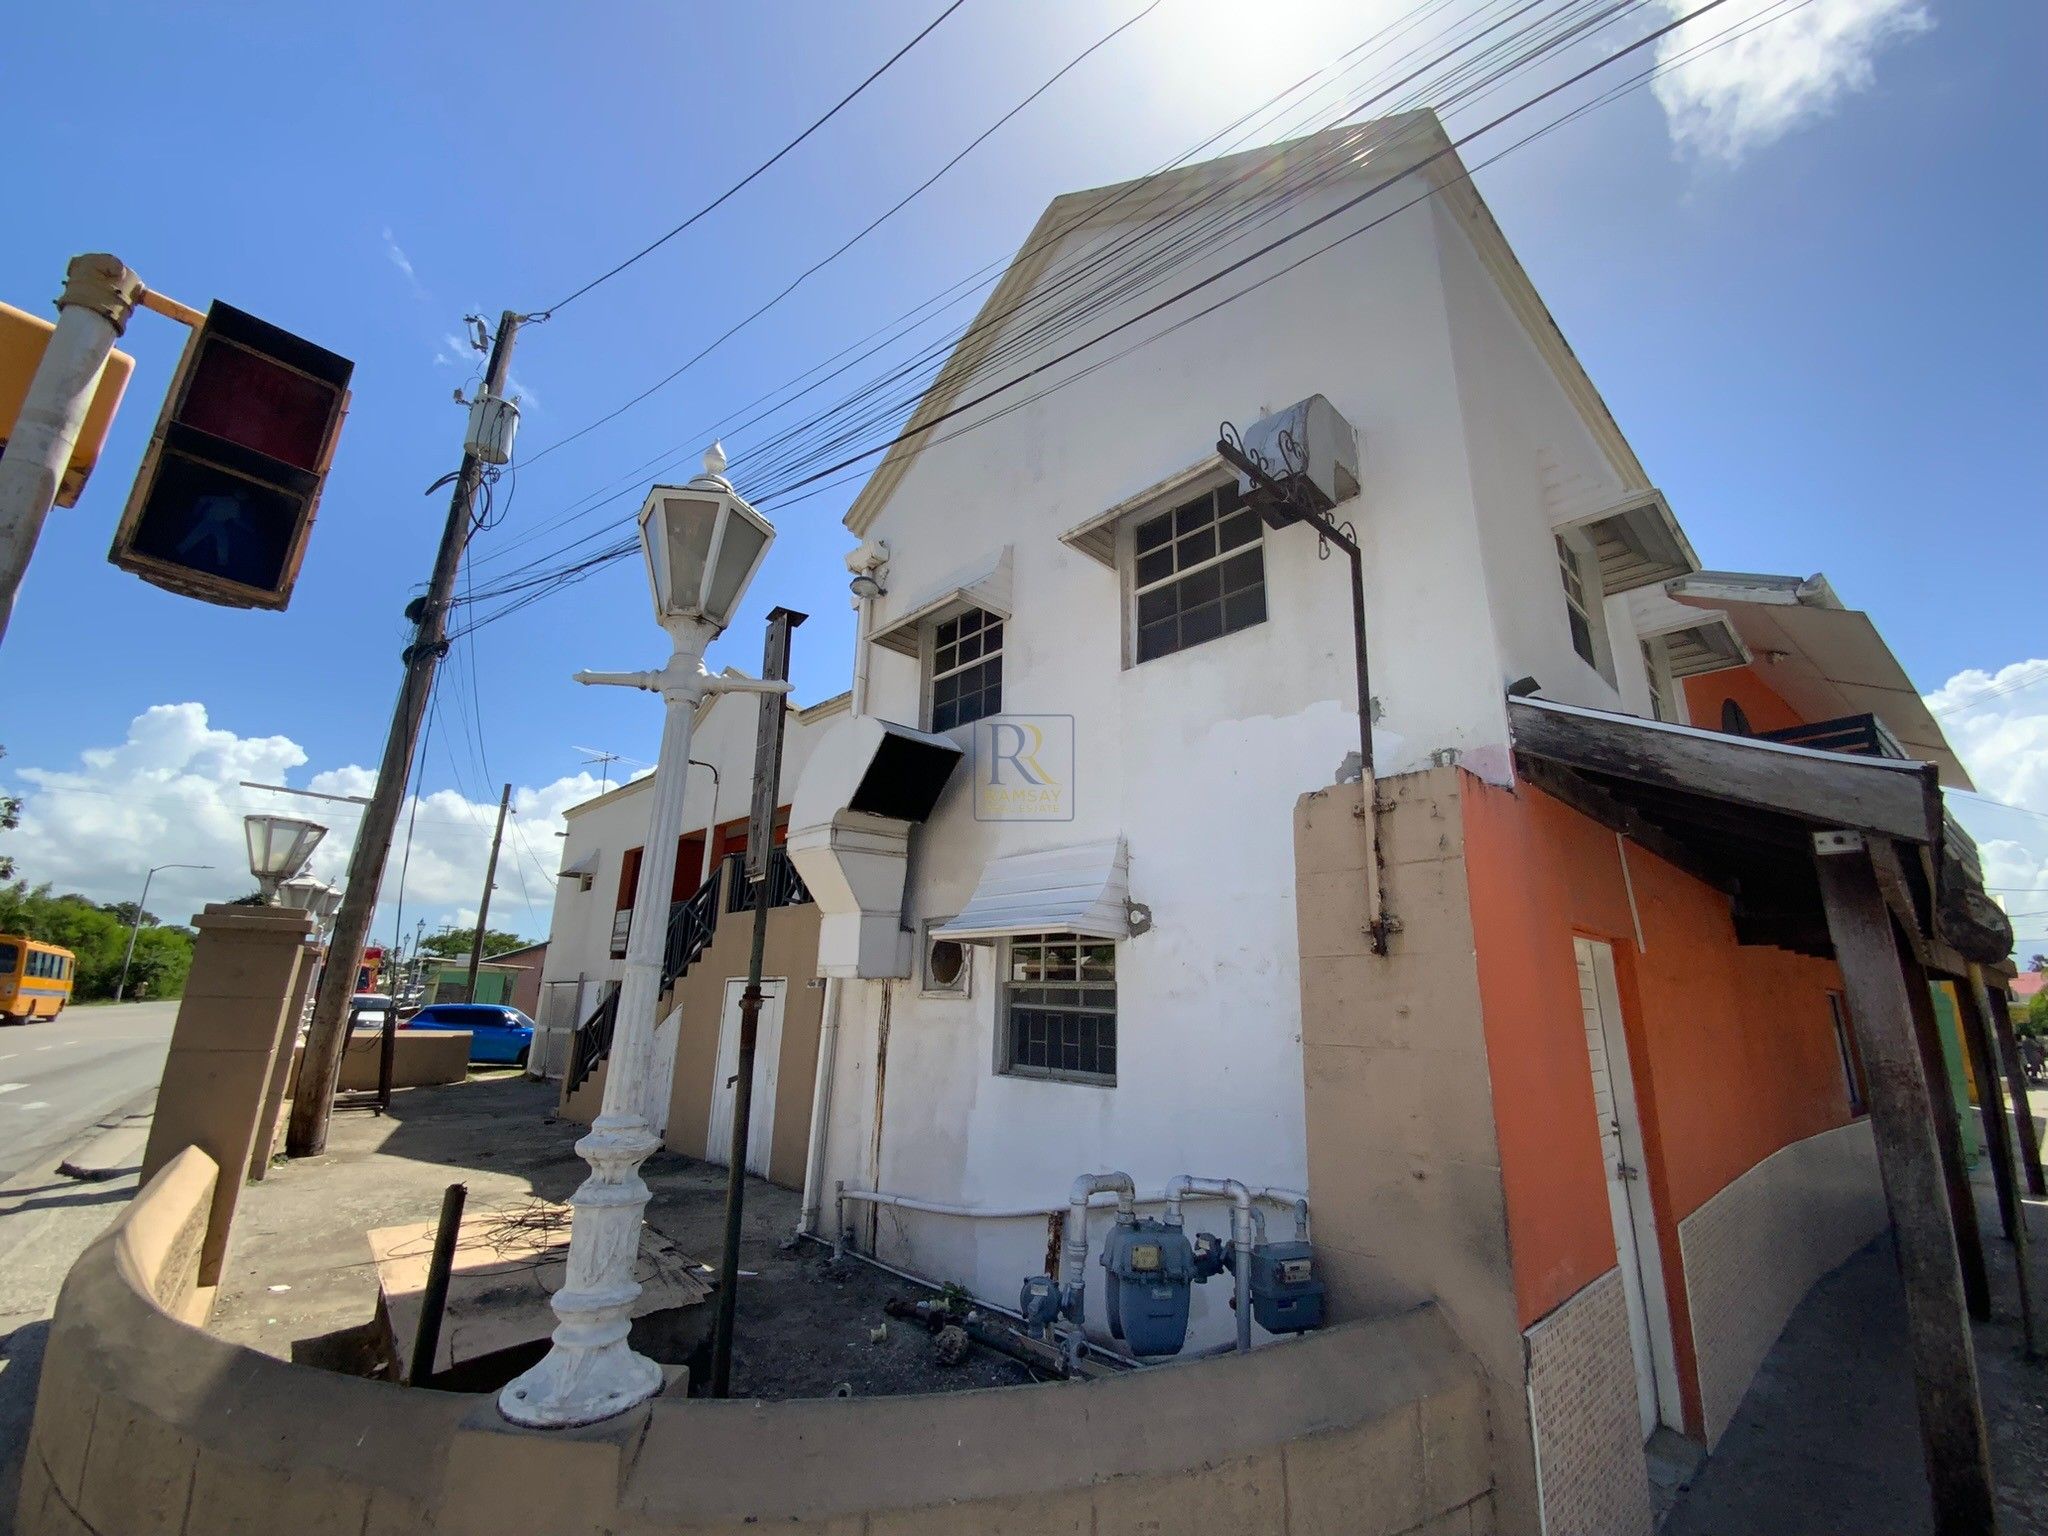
(0, 703, 603, 945)
(1927, 660, 2048, 956)
(381, 226, 428, 299)
(1652, 0, 1931, 163)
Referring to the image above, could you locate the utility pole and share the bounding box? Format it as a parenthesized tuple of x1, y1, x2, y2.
(0, 255, 143, 644)
(288, 310, 523, 1157)
(710, 606, 804, 1397)
(465, 784, 512, 1001)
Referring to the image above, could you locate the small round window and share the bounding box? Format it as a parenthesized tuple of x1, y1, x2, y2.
(926, 937, 967, 992)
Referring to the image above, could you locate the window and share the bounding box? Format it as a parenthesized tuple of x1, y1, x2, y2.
(1828, 991, 1866, 1115)
(1641, 638, 1670, 722)
(0, 944, 17, 975)
(1557, 535, 1598, 669)
(1002, 933, 1116, 1083)
(930, 607, 1003, 730)
(1132, 483, 1265, 664)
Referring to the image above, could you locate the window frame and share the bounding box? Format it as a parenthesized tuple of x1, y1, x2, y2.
(1118, 477, 1268, 669)
(922, 605, 1005, 733)
(1554, 529, 1616, 687)
(1640, 636, 1674, 723)
(997, 932, 1118, 1086)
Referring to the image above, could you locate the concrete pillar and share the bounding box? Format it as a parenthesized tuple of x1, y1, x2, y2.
(248, 942, 319, 1182)
(141, 903, 315, 1287)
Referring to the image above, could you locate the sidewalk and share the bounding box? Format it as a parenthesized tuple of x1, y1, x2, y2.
(1664, 1169, 2048, 1534)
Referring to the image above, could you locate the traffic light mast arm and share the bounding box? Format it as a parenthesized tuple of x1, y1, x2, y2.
(136, 287, 205, 328)
(288, 310, 523, 1158)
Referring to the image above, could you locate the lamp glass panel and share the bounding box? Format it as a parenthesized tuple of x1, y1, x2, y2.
(657, 495, 719, 618)
(704, 514, 769, 626)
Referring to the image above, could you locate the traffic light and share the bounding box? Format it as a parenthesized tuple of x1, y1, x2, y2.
(109, 301, 351, 610)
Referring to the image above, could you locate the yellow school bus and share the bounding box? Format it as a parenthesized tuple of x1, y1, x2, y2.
(0, 935, 76, 1024)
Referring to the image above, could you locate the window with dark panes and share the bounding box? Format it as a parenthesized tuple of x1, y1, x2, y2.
(1557, 535, 1597, 668)
(1002, 933, 1116, 1083)
(1132, 484, 1265, 663)
(930, 607, 1004, 730)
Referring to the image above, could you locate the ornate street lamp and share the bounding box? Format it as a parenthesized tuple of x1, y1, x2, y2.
(277, 876, 344, 937)
(501, 445, 787, 1427)
(244, 814, 327, 902)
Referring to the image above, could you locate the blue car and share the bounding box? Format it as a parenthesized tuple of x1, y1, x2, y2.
(406, 1003, 535, 1067)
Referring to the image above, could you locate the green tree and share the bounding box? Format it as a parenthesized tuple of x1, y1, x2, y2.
(0, 881, 196, 1001)
(2023, 989, 2047, 1039)
(418, 926, 529, 959)
(0, 746, 20, 882)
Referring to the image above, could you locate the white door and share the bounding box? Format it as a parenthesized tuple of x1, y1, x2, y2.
(706, 978, 784, 1177)
(1574, 937, 1680, 1441)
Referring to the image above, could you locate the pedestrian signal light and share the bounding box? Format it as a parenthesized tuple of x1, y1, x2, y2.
(109, 302, 351, 610)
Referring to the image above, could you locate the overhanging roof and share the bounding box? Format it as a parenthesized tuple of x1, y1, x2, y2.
(1668, 572, 1971, 790)
(934, 838, 1131, 942)
(1558, 489, 1699, 596)
(869, 547, 1013, 656)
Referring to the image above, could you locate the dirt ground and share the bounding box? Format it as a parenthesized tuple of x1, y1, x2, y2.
(211, 1073, 1035, 1399)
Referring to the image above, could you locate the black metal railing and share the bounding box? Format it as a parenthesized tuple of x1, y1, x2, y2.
(722, 846, 811, 915)
(1758, 713, 1908, 761)
(565, 985, 619, 1096)
(662, 864, 724, 992)
(572, 849, 811, 1092)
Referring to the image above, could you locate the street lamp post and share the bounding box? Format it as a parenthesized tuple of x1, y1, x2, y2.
(501, 445, 784, 1427)
(243, 814, 328, 902)
(114, 862, 213, 1002)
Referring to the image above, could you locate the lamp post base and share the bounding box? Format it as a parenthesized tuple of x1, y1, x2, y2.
(497, 1116, 665, 1427)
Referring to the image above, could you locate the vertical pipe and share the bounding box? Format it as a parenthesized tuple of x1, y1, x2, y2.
(1985, 984, 2046, 1198)
(409, 1182, 467, 1386)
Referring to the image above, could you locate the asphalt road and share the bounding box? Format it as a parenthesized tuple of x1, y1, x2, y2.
(0, 999, 176, 1187)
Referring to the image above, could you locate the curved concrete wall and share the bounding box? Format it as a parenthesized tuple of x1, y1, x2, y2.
(19, 1150, 1495, 1536)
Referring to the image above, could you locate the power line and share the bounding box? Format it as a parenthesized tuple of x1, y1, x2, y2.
(537, 0, 972, 317)
(458, 0, 1621, 618)
(1931, 665, 2048, 720)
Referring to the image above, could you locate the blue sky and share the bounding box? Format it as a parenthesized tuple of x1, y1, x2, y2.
(2, 0, 2044, 951)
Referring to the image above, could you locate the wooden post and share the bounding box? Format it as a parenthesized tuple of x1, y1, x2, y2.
(1966, 966, 2038, 1360)
(1897, 943, 1993, 1322)
(1954, 972, 2020, 1242)
(1985, 982, 2046, 1199)
(1813, 832, 1995, 1536)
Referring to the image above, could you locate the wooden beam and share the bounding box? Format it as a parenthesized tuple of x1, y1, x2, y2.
(1984, 982, 2047, 1200)
(1513, 755, 1737, 895)
(1511, 697, 1942, 844)
(1963, 966, 2038, 1361)
(1897, 928, 1994, 1323)
(1812, 831, 1996, 1536)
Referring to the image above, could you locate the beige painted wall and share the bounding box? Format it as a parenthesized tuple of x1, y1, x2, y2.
(561, 904, 823, 1191)
(1295, 770, 1540, 1534)
(20, 1147, 1496, 1536)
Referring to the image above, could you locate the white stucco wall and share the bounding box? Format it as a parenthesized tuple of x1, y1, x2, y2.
(812, 155, 1684, 1350)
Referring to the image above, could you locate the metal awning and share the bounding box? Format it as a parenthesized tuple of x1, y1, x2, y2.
(933, 838, 1131, 942)
(868, 547, 1013, 656)
(557, 851, 597, 880)
(1668, 572, 1972, 790)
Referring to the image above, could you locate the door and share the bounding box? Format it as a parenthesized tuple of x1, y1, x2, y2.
(706, 978, 784, 1177)
(1574, 937, 1680, 1441)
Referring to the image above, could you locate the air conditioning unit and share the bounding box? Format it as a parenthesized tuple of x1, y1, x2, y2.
(1232, 394, 1360, 523)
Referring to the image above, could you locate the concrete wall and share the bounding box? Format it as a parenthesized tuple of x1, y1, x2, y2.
(1295, 770, 1541, 1535)
(1677, 1119, 1884, 1444)
(334, 1029, 470, 1090)
(19, 1147, 1496, 1536)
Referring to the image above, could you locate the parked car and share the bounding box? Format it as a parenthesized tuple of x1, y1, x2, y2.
(347, 993, 396, 1033)
(405, 1002, 535, 1067)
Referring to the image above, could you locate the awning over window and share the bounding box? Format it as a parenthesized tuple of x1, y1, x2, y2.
(933, 838, 1131, 942)
(1556, 489, 1698, 596)
(557, 851, 597, 879)
(868, 546, 1013, 656)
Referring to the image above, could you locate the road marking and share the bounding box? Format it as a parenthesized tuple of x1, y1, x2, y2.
(0, 1083, 22, 1094)
(12, 1101, 48, 1111)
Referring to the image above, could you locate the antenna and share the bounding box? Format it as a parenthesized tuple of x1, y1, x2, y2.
(573, 745, 651, 793)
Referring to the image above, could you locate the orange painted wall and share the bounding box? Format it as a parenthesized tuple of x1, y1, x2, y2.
(1462, 775, 1860, 1371)
(1683, 664, 1806, 735)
